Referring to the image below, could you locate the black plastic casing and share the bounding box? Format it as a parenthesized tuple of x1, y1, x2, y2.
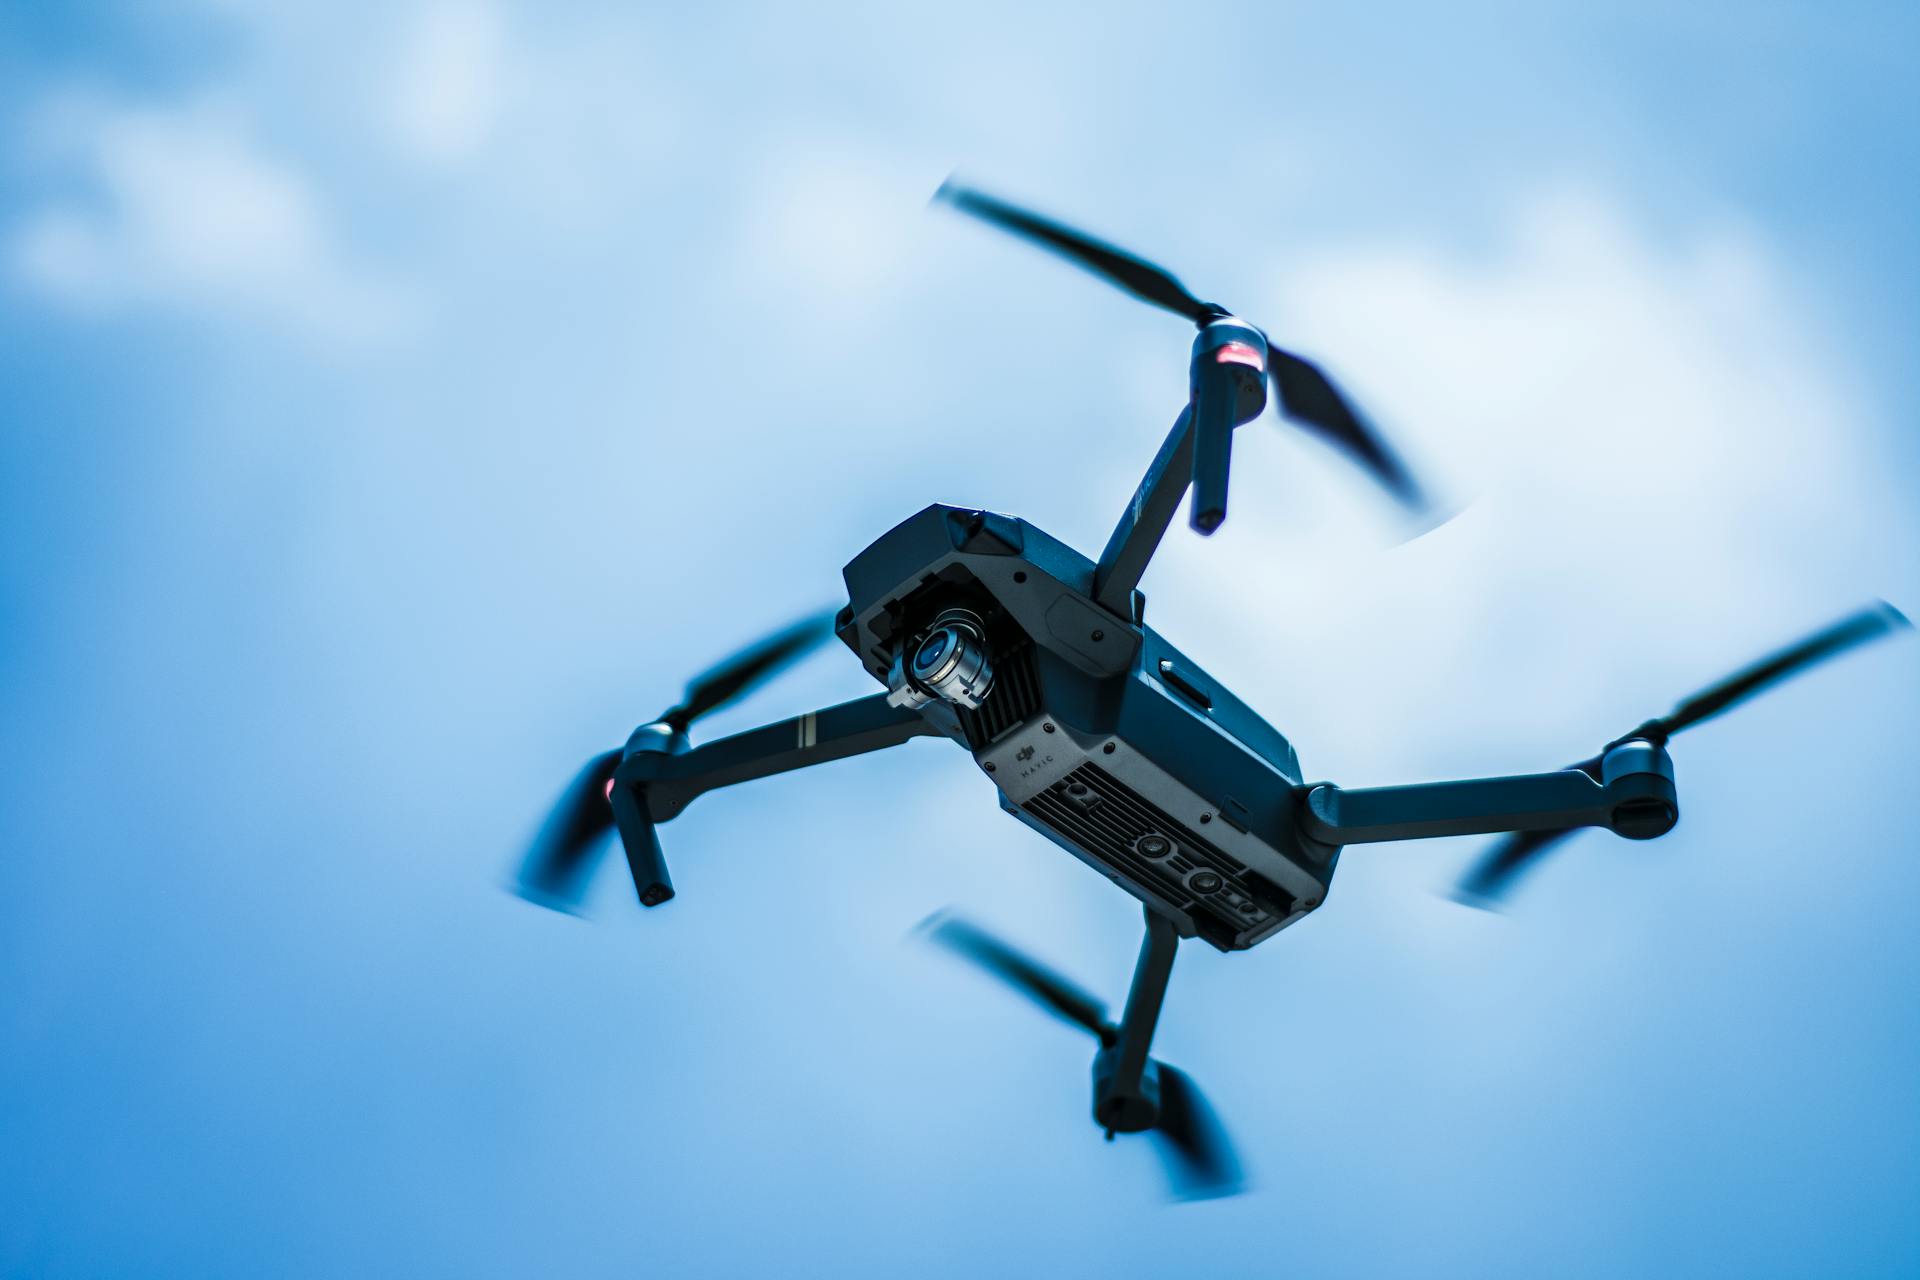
(838, 504, 1336, 951)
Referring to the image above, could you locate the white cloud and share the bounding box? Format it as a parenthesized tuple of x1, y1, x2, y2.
(733, 141, 944, 317)
(375, 4, 679, 236)
(390, 1, 506, 163)
(8, 95, 420, 342)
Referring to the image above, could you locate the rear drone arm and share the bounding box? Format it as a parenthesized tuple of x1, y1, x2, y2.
(1302, 602, 1908, 904)
(1299, 740, 1679, 846)
(605, 692, 940, 907)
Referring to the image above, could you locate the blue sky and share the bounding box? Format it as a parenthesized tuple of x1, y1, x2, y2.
(3, 2, 1918, 1275)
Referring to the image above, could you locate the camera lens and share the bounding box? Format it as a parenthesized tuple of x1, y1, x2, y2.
(1188, 870, 1223, 894)
(900, 613, 995, 710)
(913, 631, 951, 672)
(1136, 834, 1173, 859)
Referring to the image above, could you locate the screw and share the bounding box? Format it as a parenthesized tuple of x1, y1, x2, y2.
(1013, 571, 1027, 583)
(1090, 629, 1104, 642)
(1199, 813, 1212, 824)
(984, 762, 996, 773)
(1043, 723, 1055, 733)
(1102, 742, 1116, 755)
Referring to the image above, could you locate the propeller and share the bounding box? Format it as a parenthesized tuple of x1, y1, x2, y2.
(1152, 1063, 1243, 1202)
(934, 180, 1427, 512)
(514, 748, 625, 913)
(918, 911, 1244, 1200)
(662, 611, 840, 733)
(513, 608, 839, 912)
(920, 912, 1115, 1045)
(1455, 601, 1912, 908)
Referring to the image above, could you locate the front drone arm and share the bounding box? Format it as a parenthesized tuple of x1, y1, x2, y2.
(1299, 740, 1679, 846)
(1092, 327, 1274, 616)
(1093, 407, 1192, 617)
(604, 693, 939, 908)
(622, 692, 940, 823)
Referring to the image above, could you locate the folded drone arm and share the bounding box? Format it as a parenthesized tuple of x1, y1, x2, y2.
(1300, 741, 1678, 846)
(623, 692, 941, 822)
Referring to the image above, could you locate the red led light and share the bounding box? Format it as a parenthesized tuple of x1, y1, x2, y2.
(1214, 342, 1264, 371)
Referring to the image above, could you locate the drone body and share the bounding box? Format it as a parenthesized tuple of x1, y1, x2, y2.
(837, 502, 1325, 952)
(516, 182, 1910, 1200)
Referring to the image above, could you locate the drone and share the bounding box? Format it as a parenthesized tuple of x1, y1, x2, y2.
(516, 182, 1911, 1200)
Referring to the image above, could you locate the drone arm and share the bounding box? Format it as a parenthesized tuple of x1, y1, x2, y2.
(1093, 407, 1193, 617)
(1301, 771, 1609, 844)
(627, 692, 940, 822)
(1107, 908, 1180, 1097)
(1300, 743, 1677, 845)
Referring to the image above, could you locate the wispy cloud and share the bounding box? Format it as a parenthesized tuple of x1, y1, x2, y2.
(388, 1, 506, 164)
(7, 93, 422, 343)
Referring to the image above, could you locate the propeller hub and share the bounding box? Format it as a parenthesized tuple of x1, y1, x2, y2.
(1190, 318, 1270, 425)
(1601, 738, 1678, 840)
(1095, 1093, 1159, 1134)
(624, 720, 688, 758)
(1092, 1049, 1163, 1134)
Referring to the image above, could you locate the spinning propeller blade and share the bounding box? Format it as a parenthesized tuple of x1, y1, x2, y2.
(919, 910, 1113, 1043)
(514, 749, 623, 913)
(513, 609, 838, 913)
(1153, 1063, 1244, 1201)
(1267, 348, 1425, 511)
(1627, 600, 1910, 743)
(1452, 815, 1585, 909)
(918, 912, 1244, 1200)
(1455, 602, 1911, 907)
(935, 180, 1428, 513)
(665, 609, 840, 732)
(934, 181, 1216, 325)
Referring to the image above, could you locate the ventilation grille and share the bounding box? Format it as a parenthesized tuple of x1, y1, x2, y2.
(957, 641, 1038, 749)
(1022, 763, 1290, 946)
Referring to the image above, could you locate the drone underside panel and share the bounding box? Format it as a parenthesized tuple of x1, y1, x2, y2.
(980, 657, 1330, 951)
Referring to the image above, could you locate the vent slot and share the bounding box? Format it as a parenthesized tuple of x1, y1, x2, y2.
(957, 641, 1038, 748)
(1021, 764, 1291, 946)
